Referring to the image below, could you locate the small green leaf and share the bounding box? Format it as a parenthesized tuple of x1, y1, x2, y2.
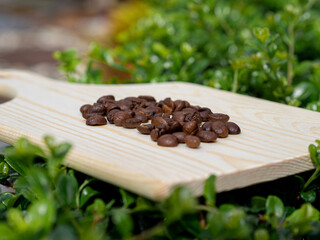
(53, 49, 81, 73)
(0, 162, 9, 178)
(80, 186, 99, 208)
(86, 198, 106, 219)
(301, 190, 316, 203)
(286, 203, 320, 235)
(254, 228, 269, 240)
(292, 82, 318, 103)
(56, 174, 78, 207)
(251, 196, 266, 211)
(266, 195, 284, 219)
(307, 101, 320, 112)
(253, 27, 270, 44)
(119, 189, 136, 208)
(111, 208, 133, 238)
(204, 175, 216, 207)
(309, 144, 319, 167)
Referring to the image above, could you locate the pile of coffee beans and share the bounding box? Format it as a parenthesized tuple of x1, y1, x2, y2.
(80, 95, 241, 148)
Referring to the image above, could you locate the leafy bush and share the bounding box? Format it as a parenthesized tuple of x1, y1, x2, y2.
(1, 137, 320, 239)
(54, 0, 320, 110)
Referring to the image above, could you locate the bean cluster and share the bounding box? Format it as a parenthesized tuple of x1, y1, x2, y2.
(80, 95, 241, 148)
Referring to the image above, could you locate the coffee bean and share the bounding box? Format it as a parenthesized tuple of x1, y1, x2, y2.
(208, 113, 229, 122)
(86, 115, 107, 126)
(80, 104, 92, 114)
(157, 134, 178, 147)
(185, 111, 202, 124)
(134, 113, 149, 123)
(122, 118, 142, 129)
(198, 107, 212, 122)
(183, 121, 199, 135)
(106, 103, 120, 114)
(172, 132, 187, 143)
(150, 129, 161, 141)
(185, 135, 200, 148)
(226, 122, 241, 134)
(201, 122, 212, 131)
(106, 109, 120, 123)
(211, 121, 228, 138)
(97, 95, 115, 104)
(162, 97, 175, 114)
(196, 130, 217, 142)
(152, 116, 168, 127)
(138, 95, 156, 102)
(137, 124, 155, 135)
(169, 121, 182, 133)
(174, 100, 185, 112)
(172, 111, 186, 122)
(113, 111, 131, 126)
(182, 108, 197, 114)
(154, 112, 171, 119)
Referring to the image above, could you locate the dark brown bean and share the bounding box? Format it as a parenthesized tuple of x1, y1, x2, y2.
(106, 109, 120, 123)
(172, 132, 187, 143)
(185, 135, 200, 148)
(134, 113, 149, 123)
(97, 95, 115, 104)
(86, 115, 107, 126)
(151, 116, 168, 128)
(183, 121, 199, 135)
(182, 108, 197, 114)
(168, 121, 182, 133)
(162, 97, 175, 114)
(113, 111, 132, 126)
(174, 100, 185, 112)
(117, 100, 134, 111)
(138, 95, 156, 102)
(137, 124, 155, 135)
(150, 129, 161, 141)
(211, 121, 229, 138)
(185, 111, 202, 124)
(106, 103, 120, 114)
(92, 103, 106, 114)
(154, 113, 170, 119)
(208, 113, 230, 122)
(198, 107, 212, 122)
(122, 118, 142, 129)
(80, 104, 92, 114)
(196, 131, 217, 142)
(157, 134, 178, 147)
(172, 111, 186, 123)
(201, 122, 213, 131)
(226, 122, 241, 134)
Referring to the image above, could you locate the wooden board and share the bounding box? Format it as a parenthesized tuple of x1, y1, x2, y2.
(0, 70, 319, 200)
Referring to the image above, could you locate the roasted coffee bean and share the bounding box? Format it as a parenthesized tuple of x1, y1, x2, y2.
(97, 95, 115, 104)
(201, 122, 213, 131)
(183, 121, 199, 135)
(138, 95, 156, 102)
(134, 113, 149, 123)
(82, 103, 106, 119)
(172, 132, 187, 143)
(122, 118, 142, 129)
(157, 134, 178, 147)
(86, 115, 107, 126)
(174, 100, 185, 112)
(198, 107, 212, 122)
(169, 121, 182, 133)
(172, 111, 186, 122)
(106, 103, 120, 114)
(80, 104, 92, 114)
(137, 124, 155, 135)
(118, 100, 134, 111)
(154, 113, 171, 119)
(162, 97, 175, 114)
(226, 122, 241, 134)
(150, 129, 161, 141)
(106, 109, 120, 123)
(182, 107, 197, 114)
(113, 111, 131, 126)
(185, 111, 202, 124)
(152, 116, 168, 127)
(211, 121, 229, 138)
(196, 130, 217, 142)
(185, 135, 200, 148)
(208, 113, 230, 122)
(92, 103, 106, 114)
(124, 97, 142, 105)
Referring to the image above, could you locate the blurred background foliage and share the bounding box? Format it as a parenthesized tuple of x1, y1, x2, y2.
(55, 0, 320, 111)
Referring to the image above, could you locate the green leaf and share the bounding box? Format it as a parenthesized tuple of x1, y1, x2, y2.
(254, 228, 269, 240)
(7, 208, 28, 232)
(53, 49, 81, 73)
(204, 175, 216, 207)
(0, 193, 20, 208)
(56, 173, 78, 207)
(25, 199, 56, 233)
(266, 195, 284, 219)
(251, 196, 266, 211)
(49, 224, 77, 240)
(111, 208, 133, 238)
(301, 190, 316, 203)
(309, 144, 319, 167)
(307, 101, 320, 112)
(292, 82, 319, 103)
(86, 198, 106, 220)
(119, 189, 136, 208)
(80, 186, 99, 208)
(253, 27, 270, 44)
(161, 186, 197, 223)
(0, 162, 9, 179)
(286, 203, 320, 235)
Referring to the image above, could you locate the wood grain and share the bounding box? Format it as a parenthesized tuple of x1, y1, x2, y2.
(0, 69, 319, 200)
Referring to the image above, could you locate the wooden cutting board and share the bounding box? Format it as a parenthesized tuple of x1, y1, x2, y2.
(0, 70, 319, 200)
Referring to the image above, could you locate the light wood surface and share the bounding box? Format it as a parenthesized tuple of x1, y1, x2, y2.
(0, 70, 319, 200)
